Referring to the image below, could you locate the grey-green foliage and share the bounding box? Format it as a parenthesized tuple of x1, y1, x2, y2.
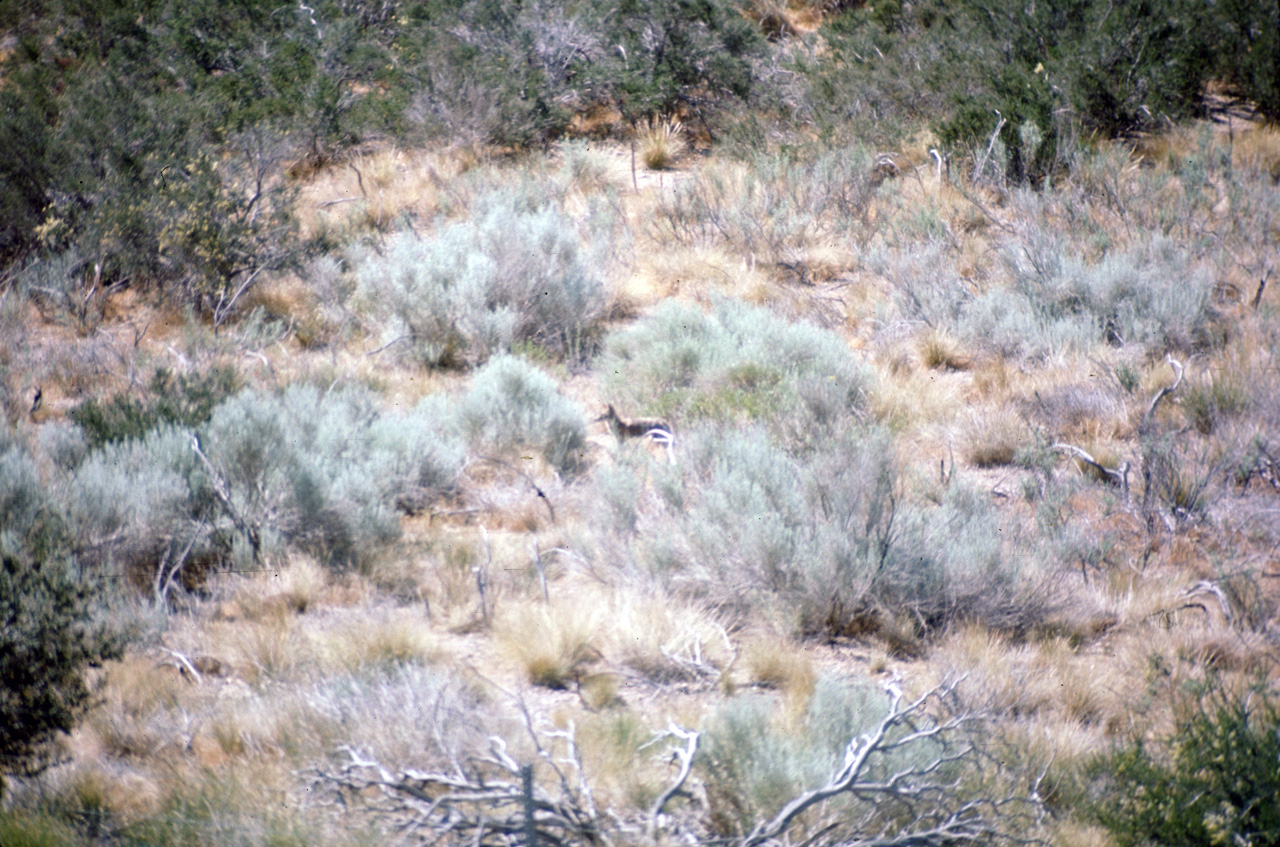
(700, 679, 944, 835)
(61, 385, 465, 575)
(65, 425, 209, 575)
(352, 189, 609, 368)
(458, 355, 587, 475)
(958, 235, 1216, 359)
(604, 424, 1042, 635)
(599, 299, 869, 450)
(201, 385, 463, 568)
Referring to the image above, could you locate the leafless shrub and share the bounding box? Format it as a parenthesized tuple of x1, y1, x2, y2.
(313, 680, 1045, 847)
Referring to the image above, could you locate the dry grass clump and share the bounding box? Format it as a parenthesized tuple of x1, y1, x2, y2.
(917, 329, 971, 371)
(870, 359, 967, 432)
(609, 591, 733, 685)
(738, 635, 818, 714)
(295, 147, 458, 238)
(497, 599, 604, 689)
(960, 406, 1027, 467)
(310, 608, 442, 675)
(622, 243, 773, 309)
(640, 116, 685, 170)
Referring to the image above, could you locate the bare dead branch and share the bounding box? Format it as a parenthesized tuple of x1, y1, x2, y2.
(1140, 355, 1184, 432)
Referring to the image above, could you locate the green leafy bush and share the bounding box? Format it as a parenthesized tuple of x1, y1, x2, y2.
(352, 191, 610, 368)
(69, 365, 240, 449)
(458, 355, 588, 475)
(1093, 665, 1280, 847)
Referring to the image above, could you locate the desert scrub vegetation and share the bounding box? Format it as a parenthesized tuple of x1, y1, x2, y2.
(591, 423, 1052, 639)
(0, 430, 125, 784)
(6, 1, 1280, 846)
(598, 298, 869, 445)
(458, 355, 589, 475)
(350, 189, 613, 367)
(656, 149, 877, 266)
(50, 385, 464, 586)
(880, 231, 1221, 362)
(1091, 663, 1280, 847)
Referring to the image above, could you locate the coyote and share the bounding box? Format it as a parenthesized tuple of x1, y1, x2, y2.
(596, 405, 671, 440)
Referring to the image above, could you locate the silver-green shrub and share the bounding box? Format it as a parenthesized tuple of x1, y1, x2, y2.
(352, 190, 609, 367)
(699, 678, 947, 836)
(959, 234, 1217, 358)
(598, 298, 869, 451)
(201, 385, 464, 568)
(458, 355, 588, 474)
(596, 423, 1046, 635)
(65, 425, 209, 578)
(61, 385, 466, 575)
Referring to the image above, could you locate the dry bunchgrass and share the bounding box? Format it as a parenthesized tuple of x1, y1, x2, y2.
(608, 591, 734, 685)
(84, 656, 193, 759)
(620, 243, 773, 312)
(870, 357, 968, 432)
(917, 329, 971, 371)
(294, 147, 464, 239)
(960, 405, 1027, 467)
(738, 634, 818, 719)
(639, 116, 685, 171)
(496, 598, 605, 689)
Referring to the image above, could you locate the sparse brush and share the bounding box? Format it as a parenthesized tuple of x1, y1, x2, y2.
(961, 407, 1027, 467)
(657, 150, 877, 265)
(640, 116, 685, 170)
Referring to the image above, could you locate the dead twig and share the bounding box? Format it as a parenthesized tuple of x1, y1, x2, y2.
(1140, 355, 1185, 433)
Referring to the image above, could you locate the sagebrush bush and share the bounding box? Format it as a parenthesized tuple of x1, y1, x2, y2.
(700, 678, 946, 835)
(352, 190, 609, 368)
(598, 298, 869, 451)
(65, 425, 210, 582)
(957, 234, 1218, 359)
(201, 385, 463, 568)
(595, 423, 1048, 637)
(63, 385, 465, 577)
(458, 355, 588, 475)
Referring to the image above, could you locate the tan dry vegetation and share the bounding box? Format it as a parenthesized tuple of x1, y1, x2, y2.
(9, 121, 1280, 847)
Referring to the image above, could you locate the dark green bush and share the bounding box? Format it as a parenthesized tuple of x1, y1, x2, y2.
(1093, 664, 1280, 847)
(814, 0, 1217, 183)
(0, 436, 123, 782)
(68, 365, 240, 449)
